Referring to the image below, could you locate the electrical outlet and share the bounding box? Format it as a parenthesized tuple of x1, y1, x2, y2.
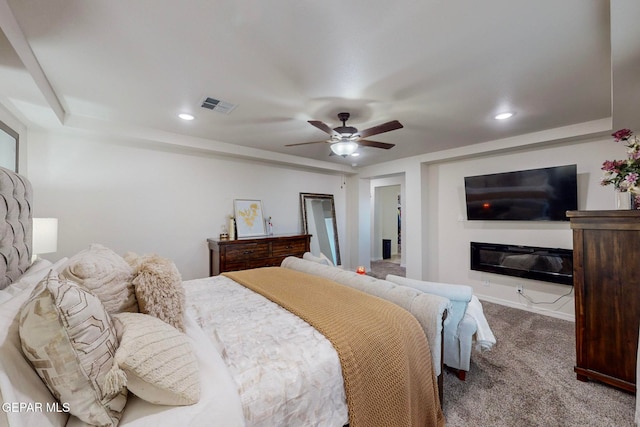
(482, 279, 490, 287)
(517, 285, 523, 294)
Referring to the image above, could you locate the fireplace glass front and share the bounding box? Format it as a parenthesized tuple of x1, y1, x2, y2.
(470, 242, 573, 285)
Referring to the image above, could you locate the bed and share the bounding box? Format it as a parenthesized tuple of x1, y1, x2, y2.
(0, 166, 447, 427)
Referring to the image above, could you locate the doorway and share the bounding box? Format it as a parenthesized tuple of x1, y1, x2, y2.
(370, 183, 405, 278)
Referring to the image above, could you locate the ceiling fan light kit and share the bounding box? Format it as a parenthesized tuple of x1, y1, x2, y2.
(330, 141, 359, 157)
(285, 112, 402, 158)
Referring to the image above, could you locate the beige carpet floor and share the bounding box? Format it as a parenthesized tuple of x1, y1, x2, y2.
(366, 258, 636, 425)
(442, 301, 636, 426)
(369, 259, 405, 279)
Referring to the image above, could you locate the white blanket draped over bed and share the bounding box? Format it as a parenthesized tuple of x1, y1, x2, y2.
(183, 275, 349, 427)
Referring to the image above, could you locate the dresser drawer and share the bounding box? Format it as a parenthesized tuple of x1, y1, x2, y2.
(224, 242, 270, 260)
(246, 257, 285, 269)
(272, 239, 308, 256)
(221, 261, 247, 272)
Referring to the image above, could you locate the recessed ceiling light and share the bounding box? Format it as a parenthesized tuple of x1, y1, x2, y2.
(178, 113, 195, 121)
(494, 112, 514, 120)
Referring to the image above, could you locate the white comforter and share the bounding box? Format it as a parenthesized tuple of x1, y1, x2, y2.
(183, 275, 348, 427)
(66, 274, 348, 427)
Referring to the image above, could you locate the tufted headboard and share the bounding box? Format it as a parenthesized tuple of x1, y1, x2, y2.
(0, 166, 33, 289)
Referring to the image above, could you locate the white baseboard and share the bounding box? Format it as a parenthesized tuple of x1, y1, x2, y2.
(476, 294, 575, 322)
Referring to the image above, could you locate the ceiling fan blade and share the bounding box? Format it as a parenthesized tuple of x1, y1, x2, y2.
(357, 120, 403, 138)
(285, 140, 330, 147)
(358, 139, 396, 149)
(308, 120, 340, 137)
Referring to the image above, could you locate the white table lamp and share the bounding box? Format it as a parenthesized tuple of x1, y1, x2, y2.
(32, 218, 58, 258)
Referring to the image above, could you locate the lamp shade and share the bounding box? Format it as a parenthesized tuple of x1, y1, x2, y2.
(33, 218, 58, 255)
(330, 141, 358, 157)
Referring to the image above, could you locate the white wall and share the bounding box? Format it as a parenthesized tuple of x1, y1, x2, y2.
(18, 116, 631, 320)
(348, 174, 372, 271)
(428, 137, 626, 319)
(26, 129, 349, 280)
(360, 133, 629, 320)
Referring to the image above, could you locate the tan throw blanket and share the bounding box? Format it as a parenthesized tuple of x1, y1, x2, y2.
(224, 267, 445, 427)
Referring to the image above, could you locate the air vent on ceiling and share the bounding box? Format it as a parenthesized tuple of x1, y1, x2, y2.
(201, 97, 237, 114)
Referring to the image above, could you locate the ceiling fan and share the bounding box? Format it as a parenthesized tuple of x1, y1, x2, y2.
(286, 112, 403, 157)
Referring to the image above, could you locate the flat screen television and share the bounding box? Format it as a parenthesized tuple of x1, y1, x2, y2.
(464, 164, 577, 221)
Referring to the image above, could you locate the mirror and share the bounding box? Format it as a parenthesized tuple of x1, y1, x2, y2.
(300, 193, 341, 265)
(0, 120, 18, 172)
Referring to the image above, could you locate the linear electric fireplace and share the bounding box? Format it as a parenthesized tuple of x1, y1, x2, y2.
(470, 242, 573, 285)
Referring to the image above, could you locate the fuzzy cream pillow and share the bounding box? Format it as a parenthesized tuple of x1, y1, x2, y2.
(105, 312, 200, 406)
(125, 253, 185, 331)
(61, 243, 137, 314)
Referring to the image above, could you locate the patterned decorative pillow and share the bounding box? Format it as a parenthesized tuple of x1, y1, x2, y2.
(19, 272, 127, 426)
(0, 278, 70, 427)
(125, 253, 185, 331)
(61, 243, 137, 314)
(107, 312, 200, 406)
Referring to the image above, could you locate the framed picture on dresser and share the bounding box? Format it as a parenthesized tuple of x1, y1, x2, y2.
(234, 199, 266, 237)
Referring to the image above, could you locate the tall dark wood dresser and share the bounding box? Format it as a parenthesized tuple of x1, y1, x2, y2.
(567, 210, 639, 393)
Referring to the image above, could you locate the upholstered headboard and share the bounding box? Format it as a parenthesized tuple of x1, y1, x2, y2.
(0, 166, 33, 289)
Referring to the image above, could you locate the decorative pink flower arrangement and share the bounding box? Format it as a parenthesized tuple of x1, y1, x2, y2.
(600, 129, 640, 193)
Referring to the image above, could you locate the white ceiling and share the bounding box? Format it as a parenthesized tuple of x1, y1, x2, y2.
(0, 1, 635, 168)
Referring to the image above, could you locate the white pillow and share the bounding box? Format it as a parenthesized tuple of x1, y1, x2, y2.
(19, 272, 127, 426)
(0, 257, 69, 305)
(0, 279, 69, 427)
(302, 252, 333, 266)
(319, 252, 335, 266)
(21, 257, 52, 278)
(61, 243, 137, 314)
(109, 312, 200, 406)
(0, 257, 72, 427)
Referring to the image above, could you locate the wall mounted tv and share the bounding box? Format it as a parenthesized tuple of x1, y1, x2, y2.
(464, 164, 577, 221)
